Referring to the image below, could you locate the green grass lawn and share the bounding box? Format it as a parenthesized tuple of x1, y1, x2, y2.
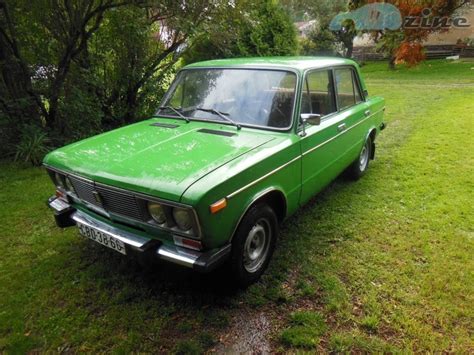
(1, 59, 473, 353)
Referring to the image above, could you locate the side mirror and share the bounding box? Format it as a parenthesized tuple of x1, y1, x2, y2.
(301, 113, 321, 126)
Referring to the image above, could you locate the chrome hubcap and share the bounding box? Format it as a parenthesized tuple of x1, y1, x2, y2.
(359, 142, 369, 171)
(243, 218, 271, 273)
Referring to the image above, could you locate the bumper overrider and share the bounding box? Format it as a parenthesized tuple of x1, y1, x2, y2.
(47, 196, 231, 272)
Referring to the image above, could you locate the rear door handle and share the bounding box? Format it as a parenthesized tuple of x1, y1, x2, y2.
(337, 123, 346, 132)
(364, 110, 371, 116)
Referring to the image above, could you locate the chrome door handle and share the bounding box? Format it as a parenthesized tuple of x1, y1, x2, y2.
(337, 123, 346, 132)
(364, 110, 371, 116)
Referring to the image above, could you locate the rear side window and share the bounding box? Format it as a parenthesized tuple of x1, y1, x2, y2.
(301, 70, 336, 116)
(334, 68, 363, 110)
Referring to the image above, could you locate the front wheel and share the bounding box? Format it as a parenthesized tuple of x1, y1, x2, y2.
(230, 203, 278, 287)
(346, 136, 372, 180)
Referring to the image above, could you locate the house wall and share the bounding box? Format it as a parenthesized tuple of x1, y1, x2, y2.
(353, 6, 473, 48)
(425, 7, 474, 45)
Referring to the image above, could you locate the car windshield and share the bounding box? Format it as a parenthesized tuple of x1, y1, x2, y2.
(158, 69, 297, 129)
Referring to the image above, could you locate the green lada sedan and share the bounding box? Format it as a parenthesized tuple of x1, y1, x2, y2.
(44, 57, 385, 286)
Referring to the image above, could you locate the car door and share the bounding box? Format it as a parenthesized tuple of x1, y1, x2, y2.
(331, 67, 370, 168)
(299, 66, 368, 205)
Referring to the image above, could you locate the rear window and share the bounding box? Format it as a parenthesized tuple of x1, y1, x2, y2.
(335, 68, 363, 110)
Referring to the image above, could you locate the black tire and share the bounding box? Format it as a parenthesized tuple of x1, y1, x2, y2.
(346, 136, 372, 180)
(230, 203, 278, 287)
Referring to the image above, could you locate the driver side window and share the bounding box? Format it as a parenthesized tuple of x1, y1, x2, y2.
(301, 70, 336, 116)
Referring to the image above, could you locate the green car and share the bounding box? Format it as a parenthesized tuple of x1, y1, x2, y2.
(44, 57, 385, 286)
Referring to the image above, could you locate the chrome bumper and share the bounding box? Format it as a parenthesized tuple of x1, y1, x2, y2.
(48, 197, 230, 272)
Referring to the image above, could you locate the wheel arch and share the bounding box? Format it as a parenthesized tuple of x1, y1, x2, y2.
(230, 187, 287, 242)
(366, 127, 377, 160)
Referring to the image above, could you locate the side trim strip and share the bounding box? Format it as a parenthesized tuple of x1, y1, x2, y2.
(226, 156, 300, 199)
(302, 107, 384, 157)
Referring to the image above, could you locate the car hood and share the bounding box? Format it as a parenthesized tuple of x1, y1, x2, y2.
(44, 118, 275, 201)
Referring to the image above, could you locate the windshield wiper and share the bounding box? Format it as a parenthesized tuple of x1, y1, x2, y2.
(158, 106, 190, 123)
(195, 107, 241, 130)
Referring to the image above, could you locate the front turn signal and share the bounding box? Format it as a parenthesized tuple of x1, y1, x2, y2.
(210, 198, 227, 214)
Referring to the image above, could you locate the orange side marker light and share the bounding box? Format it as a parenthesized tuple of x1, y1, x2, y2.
(210, 198, 227, 214)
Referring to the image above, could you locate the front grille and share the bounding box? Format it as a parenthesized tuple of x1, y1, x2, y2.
(95, 186, 143, 220)
(69, 176, 103, 208)
(67, 174, 143, 220)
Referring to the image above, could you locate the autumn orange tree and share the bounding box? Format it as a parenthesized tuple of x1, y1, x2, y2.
(350, 0, 471, 67)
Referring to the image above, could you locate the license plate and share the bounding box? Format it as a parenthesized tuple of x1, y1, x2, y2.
(77, 222, 127, 255)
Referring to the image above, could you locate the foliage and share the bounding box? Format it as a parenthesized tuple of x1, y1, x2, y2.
(183, 0, 297, 64)
(281, 0, 357, 57)
(172, 339, 203, 355)
(300, 23, 339, 56)
(236, 0, 297, 57)
(0, 0, 301, 161)
(0, 0, 253, 161)
(13, 125, 51, 165)
(395, 41, 426, 66)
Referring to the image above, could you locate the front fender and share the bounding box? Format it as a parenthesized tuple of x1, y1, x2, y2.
(181, 138, 302, 249)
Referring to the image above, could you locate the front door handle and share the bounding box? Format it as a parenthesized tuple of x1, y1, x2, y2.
(364, 109, 371, 116)
(337, 123, 346, 132)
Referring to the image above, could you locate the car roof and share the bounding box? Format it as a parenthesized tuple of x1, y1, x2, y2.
(183, 56, 356, 72)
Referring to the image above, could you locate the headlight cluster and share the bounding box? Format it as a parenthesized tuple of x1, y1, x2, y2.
(147, 201, 194, 232)
(52, 171, 75, 195)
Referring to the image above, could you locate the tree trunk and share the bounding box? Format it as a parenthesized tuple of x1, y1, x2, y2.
(389, 55, 396, 70)
(345, 40, 353, 58)
(0, 4, 42, 128)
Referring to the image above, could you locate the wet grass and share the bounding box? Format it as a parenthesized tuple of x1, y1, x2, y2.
(1, 59, 473, 352)
(280, 311, 327, 348)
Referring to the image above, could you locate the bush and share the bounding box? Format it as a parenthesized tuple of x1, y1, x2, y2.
(300, 26, 339, 56)
(14, 126, 51, 166)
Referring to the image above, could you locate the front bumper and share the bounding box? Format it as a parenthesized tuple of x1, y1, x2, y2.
(47, 197, 230, 273)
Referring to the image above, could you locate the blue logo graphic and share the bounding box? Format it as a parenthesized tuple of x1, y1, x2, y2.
(330, 3, 402, 31)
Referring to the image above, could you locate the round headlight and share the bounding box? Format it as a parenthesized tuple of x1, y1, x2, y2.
(172, 208, 193, 231)
(55, 172, 65, 189)
(65, 177, 75, 193)
(148, 202, 166, 224)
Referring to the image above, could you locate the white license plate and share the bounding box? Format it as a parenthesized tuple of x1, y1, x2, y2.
(77, 222, 127, 255)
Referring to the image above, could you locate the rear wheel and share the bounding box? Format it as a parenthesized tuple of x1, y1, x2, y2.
(347, 136, 372, 180)
(230, 203, 278, 287)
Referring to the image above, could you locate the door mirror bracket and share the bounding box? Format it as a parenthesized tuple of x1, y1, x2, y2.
(299, 113, 321, 137)
(301, 113, 322, 126)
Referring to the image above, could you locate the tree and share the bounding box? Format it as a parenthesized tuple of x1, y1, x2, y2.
(236, 0, 297, 57)
(0, 0, 135, 133)
(300, 22, 340, 56)
(183, 0, 297, 64)
(281, 0, 357, 58)
(0, 0, 232, 157)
